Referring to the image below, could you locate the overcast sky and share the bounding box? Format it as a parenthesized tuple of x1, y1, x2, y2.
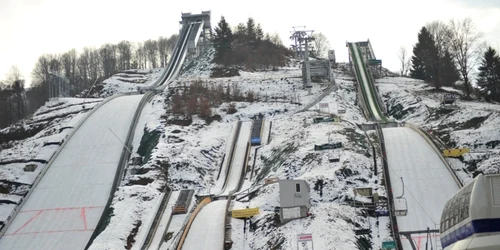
(1, 0, 499, 86)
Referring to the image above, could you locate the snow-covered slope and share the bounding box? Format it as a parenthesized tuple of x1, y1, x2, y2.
(0, 94, 143, 250)
(4, 50, 499, 250)
(99, 69, 164, 97)
(378, 77, 500, 180)
(0, 98, 102, 229)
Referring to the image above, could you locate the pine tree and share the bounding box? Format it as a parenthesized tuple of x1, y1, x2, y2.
(213, 16, 233, 64)
(235, 23, 247, 38)
(477, 47, 500, 101)
(410, 26, 459, 89)
(246, 18, 257, 48)
(440, 50, 460, 87)
(410, 27, 433, 80)
(255, 24, 264, 41)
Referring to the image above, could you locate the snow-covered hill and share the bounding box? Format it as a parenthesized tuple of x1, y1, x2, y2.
(378, 77, 500, 180)
(2, 51, 499, 250)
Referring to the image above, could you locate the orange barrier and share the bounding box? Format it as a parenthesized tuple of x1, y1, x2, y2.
(175, 197, 212, 250)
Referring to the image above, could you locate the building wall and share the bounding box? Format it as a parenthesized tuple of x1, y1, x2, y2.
(279, 180, 311, 209)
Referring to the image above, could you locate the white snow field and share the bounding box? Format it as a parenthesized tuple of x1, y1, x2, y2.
(219, 121, 252, 196)
(0, 94, 144, 250)
(181, 200, 227, 250)
(383, 127, 460, 249)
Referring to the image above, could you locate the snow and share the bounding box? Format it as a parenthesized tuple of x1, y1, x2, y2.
(181, 200, 227, 250)
(89, 186, 163, 250)
(378, 76, 500, 176)
(0, 94, 143, 250)
(0, 97, 101, 231)
(147, 191, 180, 250)
(212, 121, 239, 193)
(88, 94, 167, 250)
(159, 198, 198, 250)
(219, 121, 252, 196)
(100, 69, 164, 97)
(4, 44, 499, 250)
(383, 127, 460, 248)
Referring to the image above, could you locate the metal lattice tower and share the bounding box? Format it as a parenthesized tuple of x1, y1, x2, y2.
(290, 27, 315, 92)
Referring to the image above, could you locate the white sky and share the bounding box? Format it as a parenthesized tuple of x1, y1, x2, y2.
(1, 0, 499, 86)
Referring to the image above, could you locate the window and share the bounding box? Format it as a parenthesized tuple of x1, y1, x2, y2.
(296, 183, 301, 193)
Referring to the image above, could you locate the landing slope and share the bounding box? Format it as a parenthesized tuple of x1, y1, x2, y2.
(181, 200, 227, 250)
(0, 94, 143, 250)
(383, 128, 458, 239)
(219, 121, 251, 196)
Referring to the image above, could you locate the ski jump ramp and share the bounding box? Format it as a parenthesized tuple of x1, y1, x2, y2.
(0, 94, 143, 250)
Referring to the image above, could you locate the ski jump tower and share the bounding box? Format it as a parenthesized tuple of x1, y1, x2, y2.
(180, 11, 212, 58)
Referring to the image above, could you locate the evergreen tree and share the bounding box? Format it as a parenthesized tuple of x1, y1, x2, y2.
(410, 27, 433, 80)
(255, 24, 264, 41)
(246, 18, 257, 47)
(410, 26, 459, 89)
(213, 16, 233, 64)
(440, 50, 460, 87)
(235, 23, 247, 37)
(477, 47, 500, 101)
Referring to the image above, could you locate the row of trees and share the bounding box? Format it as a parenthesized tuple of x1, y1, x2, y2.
(400, 18, 499, 100)
(31, 35, 178, 95)
(0, 35, 179, 128)
(213, 16, 291, 70)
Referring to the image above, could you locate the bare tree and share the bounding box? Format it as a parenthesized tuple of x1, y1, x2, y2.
(3, 66, 26, 123)
(448, 18, 483, 97)
(61, 49, 77, 94)
(133, 42, 147, 69)
(426, 21, 451, 58)
(398, 46, 411, 76)
(117, 40, 132, 71)
(426, 21, 454, 87)
(166, 34, 178, 55)
(5, 65, 23, 85)
(313, 32, 330, 58)
(144, 39, 159, 68)
(158, 36, 169, 67)
(78, 48, 91, 89)
(270, 33, 283, 46)
(99, 44, 117, 77)
(32, 54, 52, 88)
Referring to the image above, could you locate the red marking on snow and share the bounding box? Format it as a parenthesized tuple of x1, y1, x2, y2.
(81, 208, 87, 230)
(5, 228, 94, 236)
(12, 210, 43, 235)
(20, 206, 103, 213)
(8, 206, 104, 236)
